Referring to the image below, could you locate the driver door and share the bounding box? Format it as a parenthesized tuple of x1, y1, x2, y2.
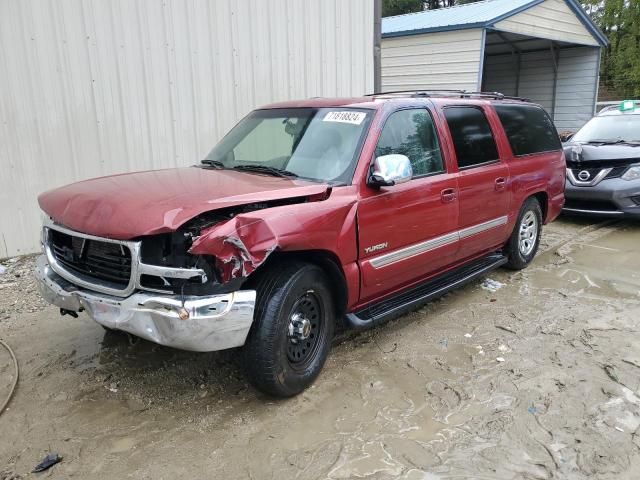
(357, 108, 459, 303)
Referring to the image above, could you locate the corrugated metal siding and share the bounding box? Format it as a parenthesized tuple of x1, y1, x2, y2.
(0, 0, 374, 258)
(495, 0, 599, 46)
(554, 47, 600, 131)
(517, 51, 556, 113)
(483, 50, 555, 112)
(482, 54, 518, 96)
(381, 29, 483, 91)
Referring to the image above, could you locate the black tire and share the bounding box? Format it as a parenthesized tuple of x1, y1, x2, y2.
(505, 197, 543, 270)
(242, 262, 335, 397)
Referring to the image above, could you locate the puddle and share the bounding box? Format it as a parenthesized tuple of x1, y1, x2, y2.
(1, 219, 640, 478)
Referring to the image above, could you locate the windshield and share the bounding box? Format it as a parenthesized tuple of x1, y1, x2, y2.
(204, 108, 373, 184)
(572, 114, 640, 143)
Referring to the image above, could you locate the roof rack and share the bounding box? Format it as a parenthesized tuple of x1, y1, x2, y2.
(365, 90, 530, 102)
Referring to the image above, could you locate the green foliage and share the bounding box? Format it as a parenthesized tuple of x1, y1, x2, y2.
(382, 0, 481, 16)
(580, 0, 640, 98)
(382, 0, 424, 17)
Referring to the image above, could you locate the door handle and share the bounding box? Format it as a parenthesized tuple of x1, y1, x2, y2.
(494, 177, 507, 191)
(441, 188, 456, 203)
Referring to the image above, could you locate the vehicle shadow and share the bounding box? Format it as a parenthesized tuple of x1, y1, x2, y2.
(94, 329, 254, 406)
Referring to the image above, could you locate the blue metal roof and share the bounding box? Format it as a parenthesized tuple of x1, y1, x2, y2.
(382, 0, 607, 46)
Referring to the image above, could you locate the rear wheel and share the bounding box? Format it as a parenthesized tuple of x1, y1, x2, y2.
(242, 262, 335, 397)
(505, 197, 543, 270)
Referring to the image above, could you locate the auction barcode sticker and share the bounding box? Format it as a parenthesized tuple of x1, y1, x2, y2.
(323, 111, 366, 125)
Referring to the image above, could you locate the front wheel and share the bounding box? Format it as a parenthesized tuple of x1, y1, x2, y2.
(505, 197, 543, 270)
(242, 262, 335, 397)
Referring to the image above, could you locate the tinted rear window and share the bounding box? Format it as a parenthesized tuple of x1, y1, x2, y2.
(443, 107, 499, 169)
(494, 104, 561, 156)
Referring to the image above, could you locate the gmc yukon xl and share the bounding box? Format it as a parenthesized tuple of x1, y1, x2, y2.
(36, 91, 565, 396)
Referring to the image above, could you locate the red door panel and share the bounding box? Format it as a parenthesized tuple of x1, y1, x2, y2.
(439, 105, 512, 260)
(456, 162, 510, 258)
(357, 174, 459, 303)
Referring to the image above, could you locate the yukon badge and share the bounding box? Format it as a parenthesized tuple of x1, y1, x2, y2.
(364, 242, 389, 254)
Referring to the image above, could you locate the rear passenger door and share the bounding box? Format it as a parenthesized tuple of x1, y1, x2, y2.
(442, 106, 510, 259)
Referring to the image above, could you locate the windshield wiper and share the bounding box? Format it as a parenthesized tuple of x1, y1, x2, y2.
(585, 139, 640, 146)
(200, 159, 226, 169)
(232, 164, 298, 178)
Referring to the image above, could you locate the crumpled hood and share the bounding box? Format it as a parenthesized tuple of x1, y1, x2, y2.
(38, 167, 329, 239)
(563, 142, 640, 166)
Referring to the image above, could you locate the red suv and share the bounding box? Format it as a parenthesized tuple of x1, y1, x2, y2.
(36, 91, 565, 396)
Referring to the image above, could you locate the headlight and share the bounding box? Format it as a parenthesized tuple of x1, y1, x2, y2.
(40, 211, 49, 247)
(621, 165, 640, 181)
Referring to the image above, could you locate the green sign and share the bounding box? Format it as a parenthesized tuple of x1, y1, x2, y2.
(620, 100, 636, 112)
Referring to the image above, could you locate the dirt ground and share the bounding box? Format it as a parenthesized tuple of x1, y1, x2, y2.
(1, 216, 639, 479)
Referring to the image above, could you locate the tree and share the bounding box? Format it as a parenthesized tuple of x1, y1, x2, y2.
(382, 0, 424, 17)
(580, 0, 640, 98)
(382, 0, 478, 16)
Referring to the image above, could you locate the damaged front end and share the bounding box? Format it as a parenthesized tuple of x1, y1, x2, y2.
(180, 187, 334, 281)
(36, 215, 256, 352)
(189, 215, 279, 283)
(34, 191, 333, 352)
(180, 195, 323, 285)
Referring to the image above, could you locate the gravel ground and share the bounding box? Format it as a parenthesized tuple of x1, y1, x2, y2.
(0, 255, 48, 321)
(0, 216, 639, 479)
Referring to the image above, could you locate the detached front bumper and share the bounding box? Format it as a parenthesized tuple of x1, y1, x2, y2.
(35, 255, 256, 352)
(563, 178, 640, 218)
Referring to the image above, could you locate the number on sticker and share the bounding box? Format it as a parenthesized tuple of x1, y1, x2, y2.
(323, 111, 366, 125)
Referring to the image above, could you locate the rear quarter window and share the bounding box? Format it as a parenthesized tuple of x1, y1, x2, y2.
(494, 104, 561, 156)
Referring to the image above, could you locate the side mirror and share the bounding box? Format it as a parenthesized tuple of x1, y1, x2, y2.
(367, 154, 413, 188)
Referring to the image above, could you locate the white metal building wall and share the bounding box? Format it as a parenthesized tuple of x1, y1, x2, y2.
(554, 47, 600, 131)
(483, 51, 555, 113)
(494, 0, 599, 47)
(381, 29, 483, 92)
(0, 0, 374, 258)
(516, 50, 556, 113)
(482, 54, 518, 97)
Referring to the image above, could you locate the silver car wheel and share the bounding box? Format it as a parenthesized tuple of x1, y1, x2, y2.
(518, 211, 538, 256)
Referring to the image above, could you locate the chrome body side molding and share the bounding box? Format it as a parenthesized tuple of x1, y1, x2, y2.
(369, 215, 508, 269)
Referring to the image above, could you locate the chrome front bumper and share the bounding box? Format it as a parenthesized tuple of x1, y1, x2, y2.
(35, 255, 256, 352)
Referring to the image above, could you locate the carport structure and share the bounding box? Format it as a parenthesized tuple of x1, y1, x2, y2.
(381, 0, 608, 131)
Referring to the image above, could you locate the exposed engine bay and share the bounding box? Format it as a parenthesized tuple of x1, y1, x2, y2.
(138, 195, 328, 294)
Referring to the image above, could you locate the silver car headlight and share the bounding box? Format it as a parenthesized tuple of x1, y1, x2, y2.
(621, 165, 640, 181)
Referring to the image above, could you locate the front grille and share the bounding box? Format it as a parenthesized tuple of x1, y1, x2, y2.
(568, 167, 627, 181)
(49, 229, 132, 289)
(632, 196, 640, 206)
(564, 199, 620, 212)
(606, 166, 629, 179)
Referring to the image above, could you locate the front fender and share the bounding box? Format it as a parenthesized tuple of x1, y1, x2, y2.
(188, 188, 359, 283)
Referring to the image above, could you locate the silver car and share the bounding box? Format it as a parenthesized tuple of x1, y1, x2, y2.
(563, 101, 640, 218)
